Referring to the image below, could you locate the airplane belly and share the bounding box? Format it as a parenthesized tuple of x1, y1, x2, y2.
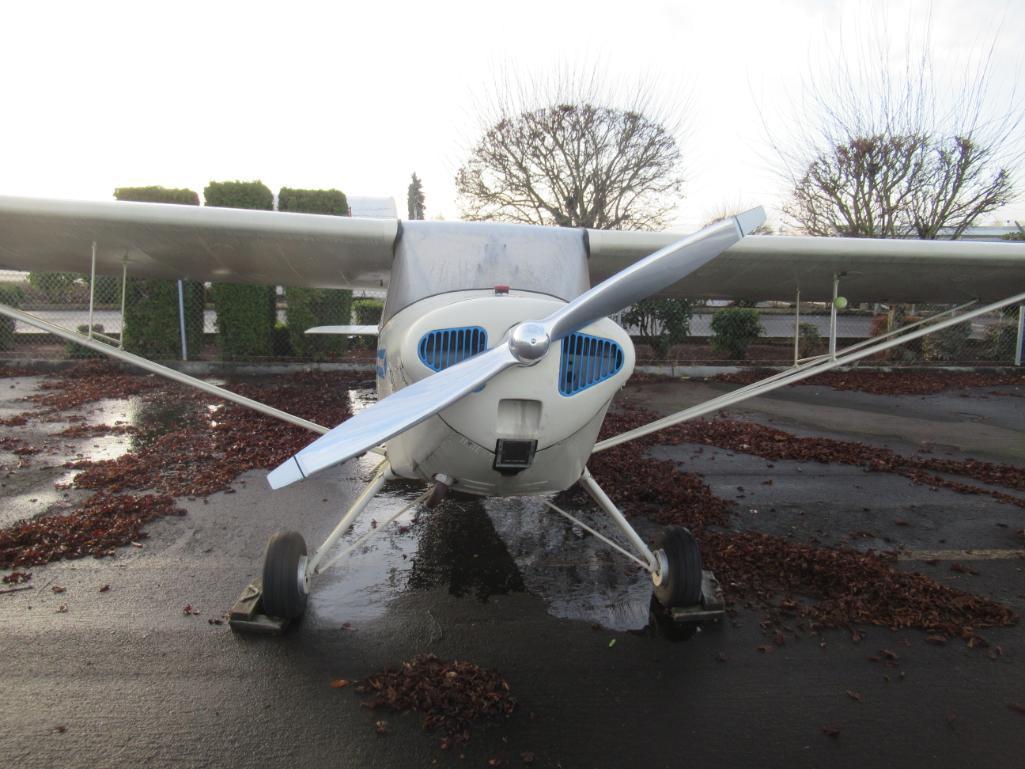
(387, 404, 611, 495)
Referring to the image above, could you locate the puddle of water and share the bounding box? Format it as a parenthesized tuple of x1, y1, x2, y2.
(310, 482, 427, 625)
(484, 496, 656, 631)
(310, 486, 657, 631)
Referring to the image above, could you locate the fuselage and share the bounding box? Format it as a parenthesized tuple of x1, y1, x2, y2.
(378, 289, 635, 495)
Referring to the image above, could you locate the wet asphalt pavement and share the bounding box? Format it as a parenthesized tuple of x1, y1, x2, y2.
(1, 373, 1025, 768)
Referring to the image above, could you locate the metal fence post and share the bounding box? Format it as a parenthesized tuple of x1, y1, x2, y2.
(177, 280, 188, 361)
(829, 275, 839, 359)
(793, 289, 800, 366)
(119, 262, 128, 349)
(1016, 305, 1024, 367)
(87, 241, 97, 339)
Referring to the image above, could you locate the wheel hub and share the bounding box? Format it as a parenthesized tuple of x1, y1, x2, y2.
(297, 554, 310, 595)
(650, 549, 669, 587)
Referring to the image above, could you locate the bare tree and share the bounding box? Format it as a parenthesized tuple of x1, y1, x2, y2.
(775, 21, 1022, 239)
(456, 72, 686, 230)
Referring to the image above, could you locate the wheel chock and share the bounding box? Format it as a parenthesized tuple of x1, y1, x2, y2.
(669, 570, 726, 624)
(228, 578, 290, 635)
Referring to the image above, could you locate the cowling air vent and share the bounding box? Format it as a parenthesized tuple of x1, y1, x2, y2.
(418, 326, 489, 371)
(558, 332, 624, 395)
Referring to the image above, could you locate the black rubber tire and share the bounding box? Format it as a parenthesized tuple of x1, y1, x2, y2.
(652, 526, 702, 609)
(261, 531, 308, 620)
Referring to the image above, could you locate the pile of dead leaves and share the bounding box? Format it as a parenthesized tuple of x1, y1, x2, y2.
(26, 362, 160, 413)
(66, 371, 363, 498)
(583, 408, 1019, 642)
(354, 654, 516, 743)
(600, 409, 1025, 510)
(0, 365, 369, 569)
(0, 492, 184, 568)
(58, 423, 137, 439)
(714, 368, 1025, 396)
(702, 530, 1015, 642)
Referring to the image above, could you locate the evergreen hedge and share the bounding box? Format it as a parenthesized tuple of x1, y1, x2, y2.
(279, 187, 349, 216)
(278, 187, 353, 358)
(114, 186, 199, 206)
(0, 283, 21, 351)
(204, 181, 276, 358)
(122, 279, 204, 358)
(285, 287, 351, 358)
(205, 180, 274, 211)
(352, 298, 383, 325)
(210, 283, 277, 358)
(350, 298, 383, 349)
(114, 187, 204, 358)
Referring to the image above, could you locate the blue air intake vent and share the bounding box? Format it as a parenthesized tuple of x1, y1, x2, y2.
(418, 326, 488, 371)
(558, 332, 624, 395)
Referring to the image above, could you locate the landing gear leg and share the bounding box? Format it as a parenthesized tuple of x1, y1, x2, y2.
(231, 460, 429, 633)
(571, 468, 723, 641)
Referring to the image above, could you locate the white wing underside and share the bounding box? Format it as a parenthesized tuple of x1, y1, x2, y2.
(0, 195, 1022, 302)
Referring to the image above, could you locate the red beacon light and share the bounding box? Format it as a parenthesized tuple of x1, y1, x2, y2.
(494, 284, 510, 295)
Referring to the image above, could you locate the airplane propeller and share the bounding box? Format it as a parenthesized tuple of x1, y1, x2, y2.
(267, 207, 766, 489)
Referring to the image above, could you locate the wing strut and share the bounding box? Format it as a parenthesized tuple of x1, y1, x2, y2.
(595, 289, 1025, 453)
(0, 303, 331, 437)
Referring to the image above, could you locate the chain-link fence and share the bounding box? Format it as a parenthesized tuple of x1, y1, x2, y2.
(621, 301, 1023, 366)
(0, 271, 1021, 367)
(0, 271, 382, 363)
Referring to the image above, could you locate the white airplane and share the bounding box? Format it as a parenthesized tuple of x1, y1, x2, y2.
(0, 195, 1022, 632)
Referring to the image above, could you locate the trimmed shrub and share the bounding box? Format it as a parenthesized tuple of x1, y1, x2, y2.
(28, 272, 79, 301)
(66, 324, 108, 359)
(122, 279, 204, 358)
(710, 307, 763, 360)
(278, 187, 353, 359)
(211, 283, 276, 359)
(353, 298, 384, 325)
(204, 180, 276, 358)
(114, 186, 199, 206)
(278, 187, 349, 216)
(621, 297, 692, 360)
(0, 284, 24, 307)
(352, 298, 383, 349)
(0, 317, 12, 351)
(286, 287, 352, 359)
(204, 180, 274, 210)
(273, 322, 293, 357)
(114, 186, 203, 358)
(0, 283, 21, 351)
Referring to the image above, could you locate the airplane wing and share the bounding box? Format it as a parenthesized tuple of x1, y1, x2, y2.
(0, 195, 1021, 303)
(587, 230, 1025, 303)
(0, 195, 397, 289)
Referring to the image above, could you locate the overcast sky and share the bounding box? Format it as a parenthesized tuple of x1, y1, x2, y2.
(1, 0, 1023, 231)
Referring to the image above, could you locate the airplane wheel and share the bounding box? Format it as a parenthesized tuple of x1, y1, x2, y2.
(652, 526, 702, 609)
(261, 531, 309, 620)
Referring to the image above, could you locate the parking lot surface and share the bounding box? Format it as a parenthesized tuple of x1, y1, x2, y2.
(1, 370, 1023, 768)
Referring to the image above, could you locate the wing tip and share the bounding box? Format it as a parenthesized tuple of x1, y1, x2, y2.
(267, 456, 305, 490)
(735, 207, 766, 237)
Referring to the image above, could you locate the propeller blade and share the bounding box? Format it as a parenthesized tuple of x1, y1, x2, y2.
(267, 343, 518, 489)
(543, 207, 765, 342)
